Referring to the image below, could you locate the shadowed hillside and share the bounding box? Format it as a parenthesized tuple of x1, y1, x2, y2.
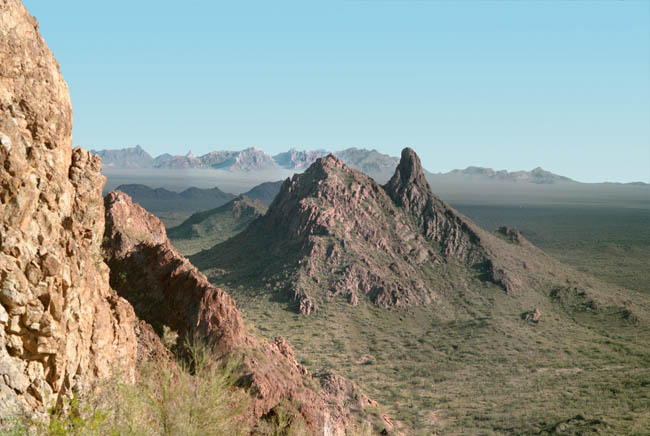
(169, 196, 267, 255)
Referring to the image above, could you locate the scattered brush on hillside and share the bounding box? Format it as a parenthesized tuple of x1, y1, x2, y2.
(1, 335, 380, 436)
(188, 149, 650, 434)
(0, 336, 248, 436)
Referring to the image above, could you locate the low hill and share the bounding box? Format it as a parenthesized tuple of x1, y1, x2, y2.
(168, 196, 267, 255)
(241, 180, 283, 205)
(115, 184, 236, 226)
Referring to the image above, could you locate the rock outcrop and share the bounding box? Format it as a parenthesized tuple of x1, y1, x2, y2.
(0, 0, 136, 419)
(103, 191, 246, 355)
(496, 226, 531, 246)
(102, 190, 382, 434)
(385, 147, 487, 265)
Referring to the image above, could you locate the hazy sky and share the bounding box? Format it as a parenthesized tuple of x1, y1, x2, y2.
(24, 0, 649, 183)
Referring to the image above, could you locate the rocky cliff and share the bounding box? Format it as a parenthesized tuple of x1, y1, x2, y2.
(0, 0, 136, 419)
(102, 190, 384, 434)
(103, 191, 246, 355)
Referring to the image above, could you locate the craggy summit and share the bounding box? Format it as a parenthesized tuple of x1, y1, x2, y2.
(193, 147, 528, 314)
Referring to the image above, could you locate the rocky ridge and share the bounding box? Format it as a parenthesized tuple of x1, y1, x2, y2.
(115, 183, 236, 213)
(102, 191, 384, 434)
(274, 148, 329, 169)
(192, 148, 534, 314)
(0, 0, 136, 418)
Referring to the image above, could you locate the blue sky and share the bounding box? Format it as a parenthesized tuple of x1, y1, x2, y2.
(24, 0, 649, 182)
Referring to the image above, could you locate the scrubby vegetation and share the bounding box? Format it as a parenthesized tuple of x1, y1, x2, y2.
(1, 337, 247, 436)
(1, 337, 376, 436)
(456, 204, 650, 294)
(230, 283, 650, 435)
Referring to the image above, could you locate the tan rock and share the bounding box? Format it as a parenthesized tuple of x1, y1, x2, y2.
(0, 0, 136, 419)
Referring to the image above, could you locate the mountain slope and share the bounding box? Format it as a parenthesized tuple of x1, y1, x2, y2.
(189, 148, 650, 434)
(168, 196, 267, 255)
(102, 191, 387, 434)
(192, 148, 528, 314)
(242, 180, 283, 205)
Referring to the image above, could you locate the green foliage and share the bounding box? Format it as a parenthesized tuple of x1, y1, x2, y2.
(1, 339, 249, 436)
(0, 393, 108, 436)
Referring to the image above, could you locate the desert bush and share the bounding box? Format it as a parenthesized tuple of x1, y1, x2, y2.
(1, 337, 249, 436)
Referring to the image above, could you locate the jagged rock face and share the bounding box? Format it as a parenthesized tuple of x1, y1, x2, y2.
(0, 0, 136, 418)
(102, 191, 380, 434)
(193, 148, 527, 314)
(103, 191, 246, 355)
(385, 147, 487, 265)
(194, 154, 450, 312)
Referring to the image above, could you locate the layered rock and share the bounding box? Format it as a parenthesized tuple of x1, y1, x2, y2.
(0, 0, 136, 418)
(103, 190, 382, 434)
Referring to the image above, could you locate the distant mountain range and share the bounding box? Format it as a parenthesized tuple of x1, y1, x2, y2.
(94, 145, 328, 171)
(443, 166, 574, 184)
(92, 145, 592, 185)
(115, 180, 283, 228)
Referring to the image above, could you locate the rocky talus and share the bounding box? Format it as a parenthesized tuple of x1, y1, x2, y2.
(0, 0, 136, 419)
(103, 190, 384, 435)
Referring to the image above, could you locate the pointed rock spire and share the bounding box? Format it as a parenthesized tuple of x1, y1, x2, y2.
(392, 147, 428, 188)
(384, 147, 432, 213)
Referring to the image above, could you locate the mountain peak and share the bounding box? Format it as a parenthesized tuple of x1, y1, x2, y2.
(315, 153, 343, 169)
(194, 146, 525, 314)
